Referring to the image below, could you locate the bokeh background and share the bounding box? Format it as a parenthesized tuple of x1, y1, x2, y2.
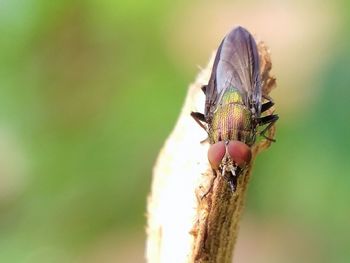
(0, 0, 349, 262)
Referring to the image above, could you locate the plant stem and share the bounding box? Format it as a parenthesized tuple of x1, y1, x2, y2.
(146, 41, 276, 263)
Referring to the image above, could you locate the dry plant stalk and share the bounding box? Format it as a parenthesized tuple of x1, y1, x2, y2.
(146, 40, 276, 263)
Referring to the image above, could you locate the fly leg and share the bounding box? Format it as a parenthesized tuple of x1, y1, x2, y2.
(259, 94, 278, 141)
(191, 112, 207, 131)
(191, 84, 208, 130)
(201, 84, 207, 94)
(261, 101, 274, 113)
(261, 94, 274, 113)
(258, 114, 279, 141)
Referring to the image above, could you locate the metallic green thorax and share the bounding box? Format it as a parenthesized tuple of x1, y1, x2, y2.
(208, 87, 255, 145)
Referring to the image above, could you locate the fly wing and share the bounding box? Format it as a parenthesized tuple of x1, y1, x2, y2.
(205, 26, 262, 118)
(204, 39, 224, 117)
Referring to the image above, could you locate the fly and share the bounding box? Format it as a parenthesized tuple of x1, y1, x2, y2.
(191, 26, 278, 192)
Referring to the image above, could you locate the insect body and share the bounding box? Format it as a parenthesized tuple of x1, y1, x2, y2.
(209, 86, 255, 144)
(191, 26, 278, 191)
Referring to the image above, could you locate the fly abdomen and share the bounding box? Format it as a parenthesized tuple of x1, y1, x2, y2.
(209, 89, 254, 144)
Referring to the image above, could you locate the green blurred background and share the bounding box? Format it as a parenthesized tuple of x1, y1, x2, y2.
(0, 0, 349, 262)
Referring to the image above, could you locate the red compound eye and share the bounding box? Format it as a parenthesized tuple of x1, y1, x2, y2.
(208, 141, 226, 170)
(227, 141, 252, 167)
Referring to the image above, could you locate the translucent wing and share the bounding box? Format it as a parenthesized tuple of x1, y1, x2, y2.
(205, 26, 262, 118)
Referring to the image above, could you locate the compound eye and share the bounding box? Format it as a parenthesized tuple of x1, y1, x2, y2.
(208, 141, 226, 170)
(227, 141, 252, 168)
